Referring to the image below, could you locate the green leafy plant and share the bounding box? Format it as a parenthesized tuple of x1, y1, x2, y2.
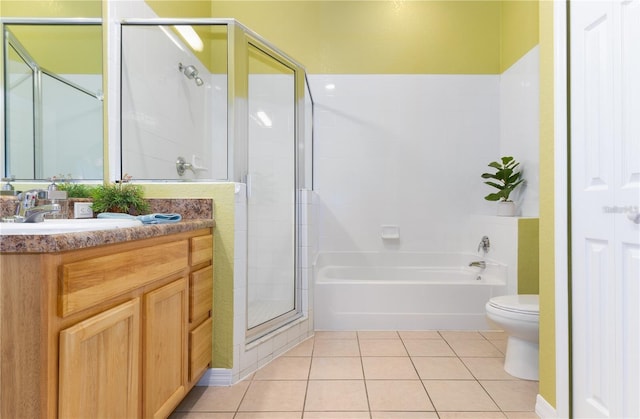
(481, 156, 525, 202)
(90, 174, 150, 215)
(56, 182, 95, 198)
(51, 175, 94, 198)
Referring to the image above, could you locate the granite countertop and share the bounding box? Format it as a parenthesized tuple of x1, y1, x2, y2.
(0, 219, 215, 253)
(0, 197, 215, 253)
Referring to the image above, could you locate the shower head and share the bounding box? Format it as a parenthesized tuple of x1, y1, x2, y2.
(178, 62, 204, 87)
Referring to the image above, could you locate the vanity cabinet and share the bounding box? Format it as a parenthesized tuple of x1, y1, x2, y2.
(0, 227, 213, 419)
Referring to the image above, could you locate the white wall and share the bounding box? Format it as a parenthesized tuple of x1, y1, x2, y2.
(309, 48, 540, 257)
(499, 46, 540, 217)
(310, 74, 500, 254)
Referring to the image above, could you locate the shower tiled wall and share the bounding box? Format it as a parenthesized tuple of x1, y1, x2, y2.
(309, 46, 539, 256)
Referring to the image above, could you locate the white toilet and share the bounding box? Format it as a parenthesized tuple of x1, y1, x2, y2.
(485, 294, 539, 380)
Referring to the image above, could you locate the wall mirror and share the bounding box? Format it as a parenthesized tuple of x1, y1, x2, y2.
(3, 22, 103, 181)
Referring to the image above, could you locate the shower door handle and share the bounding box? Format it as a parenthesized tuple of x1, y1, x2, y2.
(246, 173, 252, 199)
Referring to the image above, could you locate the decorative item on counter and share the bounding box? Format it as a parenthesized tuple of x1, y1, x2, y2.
(90, 174, 150, 215)
(481, 156, 525, 217)
(55, 174, 95, 198)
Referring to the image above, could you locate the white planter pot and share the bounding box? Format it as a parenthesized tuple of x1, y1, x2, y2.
(497, 201, 516, 216)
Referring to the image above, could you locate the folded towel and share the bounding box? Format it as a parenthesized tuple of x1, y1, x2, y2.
(97, 212, 182, 224)
(137, 213, 182, 224)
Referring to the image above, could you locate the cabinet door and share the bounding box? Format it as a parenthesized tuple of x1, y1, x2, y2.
(144, 278, 188, 419)
(59, 299, 141, 419)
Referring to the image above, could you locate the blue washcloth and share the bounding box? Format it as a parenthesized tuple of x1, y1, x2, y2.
(97, 212, 182, 224)
(137, 213, 182, 224)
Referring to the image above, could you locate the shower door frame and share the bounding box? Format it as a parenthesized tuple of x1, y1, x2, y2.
(116, 19, 309, 343)
(243, 31, 305, 342)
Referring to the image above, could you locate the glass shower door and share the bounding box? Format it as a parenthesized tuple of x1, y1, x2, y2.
(246, 42, 299, 339)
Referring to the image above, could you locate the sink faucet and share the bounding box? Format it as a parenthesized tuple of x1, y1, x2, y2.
(13, 189, 61, 223)
(469, 260, 486, 269)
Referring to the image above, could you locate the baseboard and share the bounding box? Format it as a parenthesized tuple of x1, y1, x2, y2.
(535, 394, 558, 418)
(196, 368, 233, 386)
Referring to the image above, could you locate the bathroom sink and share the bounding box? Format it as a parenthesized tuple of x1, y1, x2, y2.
(0, 218, 144, 235)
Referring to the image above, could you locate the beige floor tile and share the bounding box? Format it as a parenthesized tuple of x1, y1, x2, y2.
(366, 380, 434, 411)
(304, 412, 370, 419)
(404, 339, 455, 357)
(491, 339, 508, 354)
(253, 356, 311, 380)
(284, 338, 315, 356)
(238, 380, 307, 412)
(169, 413, 235, 419)
(461, 357, 514, 380)
(438, 413, 507, 419)
(173, 382, 250, 412)
(447, 339, 504, 357)
(371, 413, 438, 419)
(399, 331, 442, 340)
(412, 357, 474, 380)
(480, 380, 539, 412)
(309, 357, 364, 380)
(423, 380, 499, 412)
(439, 331, 486, 341)
(480, 330, 507, 341)
(235, 413, 302, 419)
(313, 339, 361, 357)
(362, 356, 419, 379)
(315, 331, 357, 340)
(358, 331, 400, 339)
(305, 380, 369, 411)
(359, 339, 408, 356)
(504, 412, 540, 418)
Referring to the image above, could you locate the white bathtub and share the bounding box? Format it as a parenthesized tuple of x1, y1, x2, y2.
(314, 252, 508, 331)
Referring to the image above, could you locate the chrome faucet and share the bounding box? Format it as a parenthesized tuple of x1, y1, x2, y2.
(13, 189, 61, 223)
(478, 235, 490, 254)
(469, 260, 486, 269)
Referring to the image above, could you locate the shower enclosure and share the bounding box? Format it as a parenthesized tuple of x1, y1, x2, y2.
(119, 20, 313, 342)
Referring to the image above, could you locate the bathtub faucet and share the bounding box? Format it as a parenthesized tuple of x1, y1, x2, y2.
(469, 261, 486, 269)
(478, 236, 490, 254)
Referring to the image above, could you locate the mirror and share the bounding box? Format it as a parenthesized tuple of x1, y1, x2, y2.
(3, 23, 103, 180)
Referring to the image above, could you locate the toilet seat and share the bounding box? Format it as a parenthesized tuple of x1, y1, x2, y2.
(488, 295, 539, 316)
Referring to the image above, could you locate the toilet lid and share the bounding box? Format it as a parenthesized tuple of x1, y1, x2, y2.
(489, 294, 539, 315)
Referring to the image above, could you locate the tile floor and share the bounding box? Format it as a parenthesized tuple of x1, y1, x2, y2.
(171, 330, 539, 419)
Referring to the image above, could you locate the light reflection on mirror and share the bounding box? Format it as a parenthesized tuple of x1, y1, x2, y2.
(3, 23, 103, 181)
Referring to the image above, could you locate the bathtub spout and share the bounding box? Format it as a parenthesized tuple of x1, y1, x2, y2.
(469, 261, 486, 269)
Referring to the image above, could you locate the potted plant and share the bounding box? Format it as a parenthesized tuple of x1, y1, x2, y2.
(90, 174, 150, 215)
(481, 156, 524, 216)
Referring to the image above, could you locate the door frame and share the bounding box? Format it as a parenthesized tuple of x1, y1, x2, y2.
(553, 1, 570, 418)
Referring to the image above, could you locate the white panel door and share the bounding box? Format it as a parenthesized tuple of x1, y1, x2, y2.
(571, 1, 640, 418)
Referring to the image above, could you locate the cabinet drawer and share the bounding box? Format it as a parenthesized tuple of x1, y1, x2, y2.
(190, 235, 213, 266)
(59, 240, 189, 317)
(189, 317, 212, 382)
(190, 265, 213, 323)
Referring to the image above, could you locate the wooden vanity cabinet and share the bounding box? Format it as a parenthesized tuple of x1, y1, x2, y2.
(0, 228, 214, 419)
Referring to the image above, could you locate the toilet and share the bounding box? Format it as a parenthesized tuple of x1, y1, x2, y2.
(485, 294, 539, 380)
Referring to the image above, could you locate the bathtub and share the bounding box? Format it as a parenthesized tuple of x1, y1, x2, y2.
(314, 252, 508, 331)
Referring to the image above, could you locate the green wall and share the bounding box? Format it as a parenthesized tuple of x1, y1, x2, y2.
(0, 0, 102, 74)
(143, 183, 236, 369)
(500, 0, 539, 72)
(208, 0, 538, 75)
